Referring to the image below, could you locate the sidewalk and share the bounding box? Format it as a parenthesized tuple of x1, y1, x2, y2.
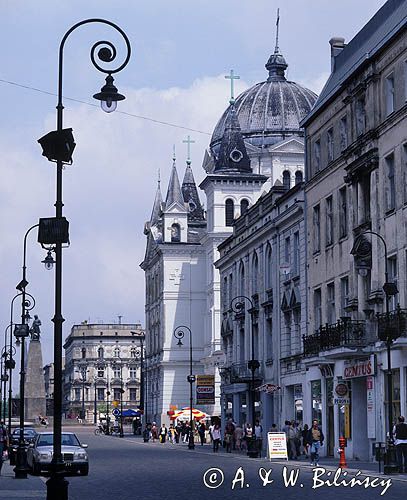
(0, 460, 46, 499)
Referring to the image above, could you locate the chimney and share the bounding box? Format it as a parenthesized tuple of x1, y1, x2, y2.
(329, 37, 346, 72)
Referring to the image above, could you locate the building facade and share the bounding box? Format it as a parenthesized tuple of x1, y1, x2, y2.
(215, 181, 306, 433)
(141, 31, 317, 425)
(63, 322, 144, 422)
(302, 0, 407, 461)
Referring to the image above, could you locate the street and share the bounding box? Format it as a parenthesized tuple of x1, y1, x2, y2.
(63, 428, 406, 500)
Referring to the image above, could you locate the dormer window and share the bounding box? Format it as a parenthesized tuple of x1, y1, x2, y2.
(171, 223, 180, 243)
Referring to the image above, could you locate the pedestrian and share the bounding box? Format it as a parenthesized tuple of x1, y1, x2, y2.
(168, 424, 178, 444)
(302, 424, 310, 457)
(175, 422, 181, 443)
(270, 423, 279, 433)
(234, 423, 243, 450)
(151, 422, 158, 442)
(225, 418, 235, 453)
(0, 420, 7, 475)
(198, 421, 206, 446)
(285, 421, 297, 459)
(293, 421, 302, 458)
(254, 420, 263, 457)
(393, 416, 407, 473)
(212, 423, 221, 452)
(159, 424, 168, 443)
(306, 419, 324, 466)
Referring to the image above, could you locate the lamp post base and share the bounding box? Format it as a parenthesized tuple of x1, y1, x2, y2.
(13, 446, 28, 479)
(46, 474, 69, 500)
(383, 442, 399, 475)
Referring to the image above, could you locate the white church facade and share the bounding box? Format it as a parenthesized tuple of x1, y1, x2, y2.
(141, 37, 317, 425)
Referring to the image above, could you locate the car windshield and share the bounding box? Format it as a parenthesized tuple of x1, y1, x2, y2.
(12, 429, 36, 437)
(37, 433, 81, 447)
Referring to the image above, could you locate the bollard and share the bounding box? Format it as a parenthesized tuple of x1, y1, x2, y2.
(338, 436, 347, 469)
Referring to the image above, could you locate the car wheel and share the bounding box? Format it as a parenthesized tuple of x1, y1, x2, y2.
(79, 465, 89, 476)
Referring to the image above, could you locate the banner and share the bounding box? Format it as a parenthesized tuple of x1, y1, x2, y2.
(196, 375, 215, 405)
(267, 432, 288, 460)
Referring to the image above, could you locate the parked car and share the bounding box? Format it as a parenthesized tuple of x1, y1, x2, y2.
(26, 432, 89, 476)
(9, 428, 38, 465)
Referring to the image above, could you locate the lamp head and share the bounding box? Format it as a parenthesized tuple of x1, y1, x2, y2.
(93, 74, 125, 113)
(42, 250, 55, 270)
(16, 278, 29, 292)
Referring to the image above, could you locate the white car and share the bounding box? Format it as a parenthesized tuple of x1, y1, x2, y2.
(27, 432, 89, 476)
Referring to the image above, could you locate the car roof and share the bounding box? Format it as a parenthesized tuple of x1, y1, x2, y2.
(37, 431, 76, 435)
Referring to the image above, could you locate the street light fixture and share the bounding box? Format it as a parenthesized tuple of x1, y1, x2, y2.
(131, 331, 146, 422)
(352, 230, 399, 474)
(230, 295, 260, 458)
(76, 363, 88, 422)
(112, 357, 125, 438)
(36, 19, 130, 500)
(173, 326, 195, 450)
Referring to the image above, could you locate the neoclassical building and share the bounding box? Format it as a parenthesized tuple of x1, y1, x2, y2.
(63, 322, 144, 421)
(141, 34, 317, 425)
(302, 0, 407, 461)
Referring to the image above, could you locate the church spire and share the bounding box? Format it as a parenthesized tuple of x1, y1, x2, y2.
(214, 102, 251, 173)
(182, 163, 204, 223)
(265, 8, 288, 81)
(149, 171, 163, 224)
(165, 154, 184, 208)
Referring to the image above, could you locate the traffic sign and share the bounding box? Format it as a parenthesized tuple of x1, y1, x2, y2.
(112, 408, 120, 417)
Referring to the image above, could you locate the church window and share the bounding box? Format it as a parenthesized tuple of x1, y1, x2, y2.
(385, 73, 395, 116)
(98, 347, 104, 359)
(225, 199, 234, 226)
(240, 199, 249, 215)
(252, 253, 259, 295)
(356, 97, 366, 136)
(295, 171, 303, 185)
(81, 347, 86, 359)
(238, 262, 245, 295)
(114, 346, 120, 358)
(385, 153, 396, 211)
(265, 244, 273, 289)
(283, 170, 291, 190)
(327, 128, 334, 162)
(171, 223, 180, 243)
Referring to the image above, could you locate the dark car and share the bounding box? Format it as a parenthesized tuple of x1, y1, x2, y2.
(9, 428, 38, 465)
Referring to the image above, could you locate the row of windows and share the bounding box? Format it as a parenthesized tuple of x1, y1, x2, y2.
(313, 186, 348, 252)
(79, 346, 141, 359)
(73, 388, 138, 402)
(313, 276, 349, 329)
(384, 145, 407, 212)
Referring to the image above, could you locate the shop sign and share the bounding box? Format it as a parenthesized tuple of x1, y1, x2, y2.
(367, 376, 375, 439)
(335, 383, 348, 397)
(294, 384, 303, 400)
(196, 375, 215, 405)
(344, 405, 351, 438)
(343, 358, 374, 379)
(334, 397, 350, 405)
(267, 432, 288, 460)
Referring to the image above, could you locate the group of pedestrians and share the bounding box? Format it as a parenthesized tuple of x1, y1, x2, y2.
(280, 419, 324, 465)
(208, 419, 263, 456)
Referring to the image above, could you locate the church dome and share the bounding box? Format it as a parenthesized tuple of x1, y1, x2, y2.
(210, 50, 317, 150)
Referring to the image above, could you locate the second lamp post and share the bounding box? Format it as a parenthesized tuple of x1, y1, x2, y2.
(174, 326, 195, 450)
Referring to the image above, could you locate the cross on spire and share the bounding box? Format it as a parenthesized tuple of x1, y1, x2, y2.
(275, 8, 280, 54)
(182, 135, 195, 164)
(172, 144, 176, 164)
(225, 69, 240, 104)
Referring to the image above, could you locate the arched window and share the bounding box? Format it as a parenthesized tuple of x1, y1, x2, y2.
(240, 199, 249, 215)
(171, 223, 180, 243)
(295, 170, 303, 185)
(114, 346, 120, 358)
(81, 347, 86, 359)
(283, 170, 291, 190)
(252, 253, 259, 295)
(238, 262, 245, 295)
(98, 347, 104, 359)
(225, 199, 234, 226)
(265, 243, 273, 289)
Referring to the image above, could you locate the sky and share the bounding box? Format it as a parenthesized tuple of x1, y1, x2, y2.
(0, 0, 387, 367)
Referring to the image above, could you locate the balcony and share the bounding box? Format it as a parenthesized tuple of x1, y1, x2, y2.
(229, 362, 263, 384)
(303, 318, 367, 357)
(376, 306, 407, 342)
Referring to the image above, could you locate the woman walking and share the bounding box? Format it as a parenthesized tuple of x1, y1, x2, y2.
(212, 423, 221, 452)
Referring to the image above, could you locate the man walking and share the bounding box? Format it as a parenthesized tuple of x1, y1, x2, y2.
(307, 419, 324, 466)
(225, 418, 235, 453)
(254, 420, 263, 457)
(394, 416, 407, 473)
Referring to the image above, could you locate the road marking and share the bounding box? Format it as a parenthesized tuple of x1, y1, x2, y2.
(0, 492, 44, 498)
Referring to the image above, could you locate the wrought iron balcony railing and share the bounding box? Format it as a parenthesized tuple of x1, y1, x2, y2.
(303, 318, 367, 357)
(376, 306, 407, 341)
(229, 361, 263, 383)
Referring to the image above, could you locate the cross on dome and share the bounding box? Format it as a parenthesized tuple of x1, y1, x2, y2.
(225, 69, 240, 104)
(182, 135, 195, 164)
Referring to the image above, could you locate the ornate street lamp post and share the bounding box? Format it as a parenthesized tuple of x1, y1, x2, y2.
(231, 295, 260, 458)
(112, 357, 124, 438)
(76, 363, 88, 422)
(131, 332, 146, 422)
(36, 20, 130, 500)
(352, 230, 399, 474)
(173, 326, 195, 450)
